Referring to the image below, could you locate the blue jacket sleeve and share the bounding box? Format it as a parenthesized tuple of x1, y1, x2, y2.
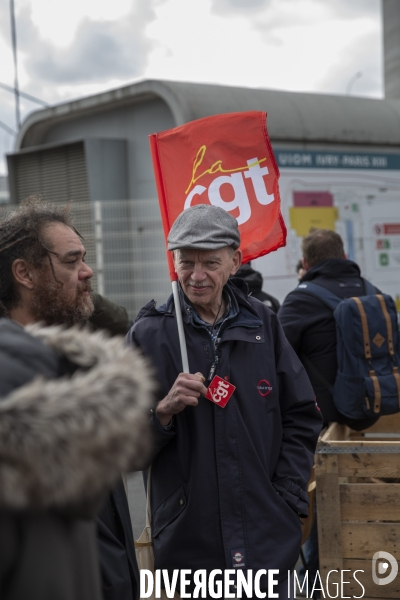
(125, 326, 177, 470)
(272, 320, 323, 517)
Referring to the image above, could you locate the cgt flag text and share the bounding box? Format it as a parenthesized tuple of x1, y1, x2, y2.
(149, 111, 287, 280)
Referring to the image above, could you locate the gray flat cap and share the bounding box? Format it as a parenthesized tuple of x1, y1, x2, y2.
(168, 204, 240, 251)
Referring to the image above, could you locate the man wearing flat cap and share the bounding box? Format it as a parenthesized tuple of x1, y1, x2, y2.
(127, 205, 322, 598)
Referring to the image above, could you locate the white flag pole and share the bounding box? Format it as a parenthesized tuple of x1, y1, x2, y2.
(148, 134, 189, 374)
(171, 280, 190, 373)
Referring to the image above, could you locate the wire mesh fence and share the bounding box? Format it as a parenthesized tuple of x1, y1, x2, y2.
(0, 199, 172, 320)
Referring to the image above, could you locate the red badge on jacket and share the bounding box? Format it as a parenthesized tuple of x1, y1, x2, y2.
(205, 376, 236, 408)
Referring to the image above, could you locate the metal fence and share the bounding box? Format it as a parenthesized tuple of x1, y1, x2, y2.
(0, 199, 172, 319)
(0, 175, 9, 203)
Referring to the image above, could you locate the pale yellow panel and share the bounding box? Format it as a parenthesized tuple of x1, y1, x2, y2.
(289, 207, 339, 237)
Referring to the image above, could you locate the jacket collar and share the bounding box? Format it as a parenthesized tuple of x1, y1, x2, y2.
(300, 259, 361, 283)
(183, 282, 239, 329)
(134, 280, 262, 329)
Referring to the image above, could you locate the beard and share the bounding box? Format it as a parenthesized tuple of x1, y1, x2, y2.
(31, 275, 95, 327)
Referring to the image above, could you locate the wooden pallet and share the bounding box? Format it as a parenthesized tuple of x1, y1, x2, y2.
(316, 413, 400, 599)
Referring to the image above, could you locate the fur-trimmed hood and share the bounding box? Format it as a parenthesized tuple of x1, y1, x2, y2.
(0, 321, 153, 513)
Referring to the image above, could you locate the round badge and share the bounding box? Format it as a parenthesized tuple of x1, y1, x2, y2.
(257, 379, 272, 397)
(233, 552, 244, 563)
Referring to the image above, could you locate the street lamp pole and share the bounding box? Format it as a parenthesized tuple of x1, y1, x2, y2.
(346, 71, 363, 96)
(9, 0, 20, 130)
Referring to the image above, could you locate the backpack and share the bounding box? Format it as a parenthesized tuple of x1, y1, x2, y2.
(297, 280, 400, 420)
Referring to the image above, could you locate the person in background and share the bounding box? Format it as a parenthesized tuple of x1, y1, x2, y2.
(0, 319, 152, 600)
(295, 259, 306, 282)
(0, 198, 140, 600)
(278, 228, 380, 596)
(279, 229, 379, 430)
(89, 292, 132, 336)
(235, 261, 280, 313)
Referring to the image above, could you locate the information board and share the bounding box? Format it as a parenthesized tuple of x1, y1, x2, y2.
(253, 148, 400, 311)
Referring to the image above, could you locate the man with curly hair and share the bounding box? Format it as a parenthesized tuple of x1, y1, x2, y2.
(0, 198, 94, 325)
(0, 198, 139, 600)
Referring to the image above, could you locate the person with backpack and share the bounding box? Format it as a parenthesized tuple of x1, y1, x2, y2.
(277, 228, 396, 430)
(278, 228, 400, 596)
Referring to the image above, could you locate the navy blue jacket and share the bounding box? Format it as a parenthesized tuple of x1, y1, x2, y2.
(97, 479, 139, 600)
(278, 259, 380, 429)
(127, 281, 322, 582)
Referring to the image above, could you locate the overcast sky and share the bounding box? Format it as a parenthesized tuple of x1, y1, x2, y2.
(0, 0, 382, 176)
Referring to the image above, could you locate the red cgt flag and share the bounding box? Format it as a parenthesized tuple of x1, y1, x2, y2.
(149, 111, 287, 280)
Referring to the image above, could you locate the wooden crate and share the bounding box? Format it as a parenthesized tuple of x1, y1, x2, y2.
(316, 413, 400, 600)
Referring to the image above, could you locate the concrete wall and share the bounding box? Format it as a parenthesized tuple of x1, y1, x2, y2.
(41, 98, 175, 200)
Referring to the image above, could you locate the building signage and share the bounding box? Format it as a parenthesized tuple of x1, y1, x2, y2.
(276, 150, 400, 170)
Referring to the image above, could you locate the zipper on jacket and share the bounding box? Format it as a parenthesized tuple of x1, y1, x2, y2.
(207, 354, 219, 381)
(205, 329, 221, 383)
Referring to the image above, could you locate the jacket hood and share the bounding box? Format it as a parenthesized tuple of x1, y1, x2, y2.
(0, 324, 154, 513)
(0, 319, 61, 396)
(301, 259, 361, 282)
(235, 262, 263, 294)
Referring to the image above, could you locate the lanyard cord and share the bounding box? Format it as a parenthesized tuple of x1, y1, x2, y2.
(210, 299, 223, 336)
(207, 313, 230, 382)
